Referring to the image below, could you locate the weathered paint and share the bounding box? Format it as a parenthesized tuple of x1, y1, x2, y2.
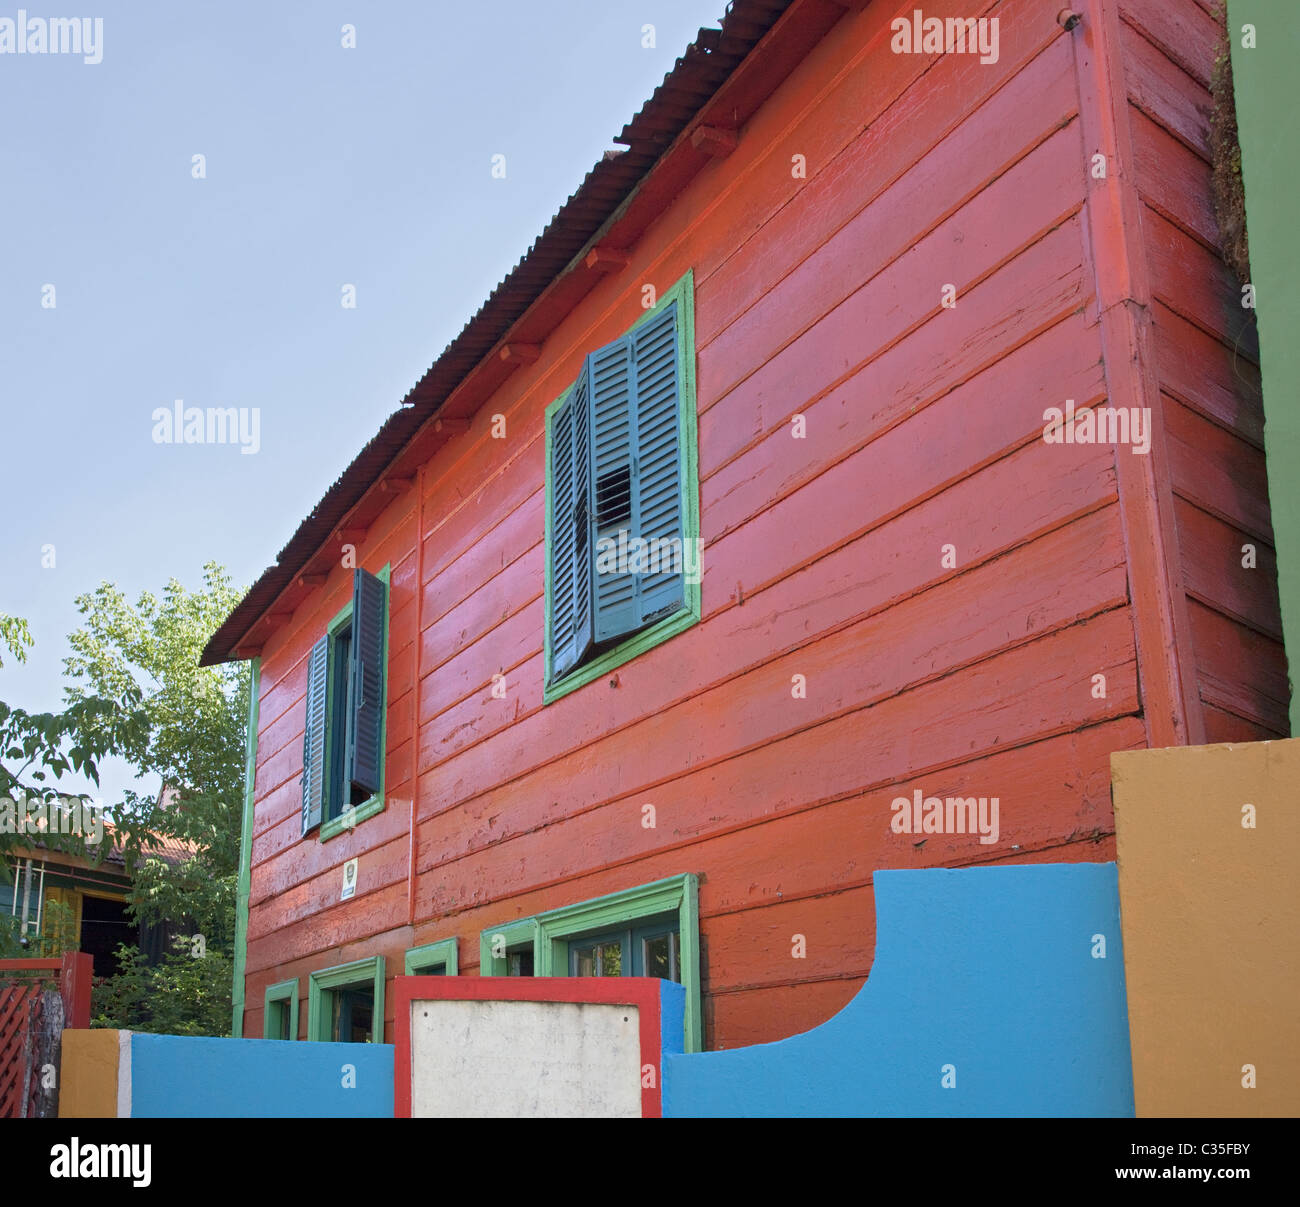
(1112, 738, 1300, 1116)
(1116, 0, 1287, 741)
(662, 863, 1133, 1117)
(233, 1, 1287, 1054)
(393, 975, 682, 1118)
(1227, 0, 1300, 730)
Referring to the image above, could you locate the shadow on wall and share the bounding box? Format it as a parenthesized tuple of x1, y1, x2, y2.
(664, 863, 1135, 1117)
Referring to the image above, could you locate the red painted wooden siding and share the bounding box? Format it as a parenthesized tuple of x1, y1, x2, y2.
(1118, 0, 1288, 742)
(238, 0, 1285, 1051)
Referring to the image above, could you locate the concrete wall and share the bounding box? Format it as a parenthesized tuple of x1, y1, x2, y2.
(58, 1031, 393, 1118)
(1112, 737, 1300, 1116)
(412, 1000, 641, 1118)
(663, 864, 1134, 1117)
(395, 976, 683, 1118)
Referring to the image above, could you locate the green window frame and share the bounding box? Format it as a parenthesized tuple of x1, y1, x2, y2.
(307, 955, 386, 1043)
(542, 270, 701, 704)
(404, 938, 458, 977)
(478, 918, 539, 977)
(263, 977, 300, 1040)
(477, 873, 701, 1052)
(303, 563, 391, 842)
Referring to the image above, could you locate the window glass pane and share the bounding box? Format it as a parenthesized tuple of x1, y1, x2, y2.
(599, 941, 623, 977)
(332, 985, 374, 1042)
(643, 934, 671, 980)
(277, 1002, 291, 1040)
(507, 949, 534, 977)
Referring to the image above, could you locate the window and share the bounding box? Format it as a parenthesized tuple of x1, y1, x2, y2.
(478, 918, 539, 977)
(543, 270, 700, 702)
(404, 938, 458, 977)
(263, 978, 299, 1040)
(301, 566, 390, 841)
(307, 956, 386, 1043)
(478, 874, 700, 1051)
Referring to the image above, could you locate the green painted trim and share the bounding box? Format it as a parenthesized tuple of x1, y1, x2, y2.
(263, 977, 300, 1040)
(318, 563, 391, 841)
(1228, 2, 1300, 731)
(230, 657, 260, 1038)
(478, 918, 539, 975)
(404, 937, 459, 976)
(319, 792, 384, 841)
(307, 955, 386, 1042)
(542, 269, 702, 704)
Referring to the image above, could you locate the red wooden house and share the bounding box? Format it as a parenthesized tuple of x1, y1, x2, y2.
(202, 0, 1287, 1053)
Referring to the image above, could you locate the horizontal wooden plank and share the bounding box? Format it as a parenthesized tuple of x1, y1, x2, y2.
(1121, 18, 1211, 160)
(1130, 104, 1218, 251)
(1143, 205, 1259, 360)
(1165, 396, 1273, 542)
(1118, 0, 1220, 89)
(1187, 598, 1290, 733)
(1174, 497, 1283, 638)
(1203, 704, 1286, 744)
(1152, 301, 1263, 447)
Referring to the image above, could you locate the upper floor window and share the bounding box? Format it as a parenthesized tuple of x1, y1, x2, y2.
(543, 270, 701, 702)
(301, 566, 390, 839)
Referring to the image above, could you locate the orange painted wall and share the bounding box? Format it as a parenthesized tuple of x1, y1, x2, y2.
(237, 1, 1282, 1051)
(1113, 738, 1300, 1116)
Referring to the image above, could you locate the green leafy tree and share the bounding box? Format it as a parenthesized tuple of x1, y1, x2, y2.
(1, 616, 150, 956)
(61, 562, 249, 951)
(91, 937, 234, 1036)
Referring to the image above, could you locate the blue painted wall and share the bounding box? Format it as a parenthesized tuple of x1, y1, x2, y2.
(664, 863, 1135, 1117)
(128, 1035, 393, 1118)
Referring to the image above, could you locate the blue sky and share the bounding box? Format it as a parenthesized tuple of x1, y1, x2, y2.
(0, 0, 724, 807)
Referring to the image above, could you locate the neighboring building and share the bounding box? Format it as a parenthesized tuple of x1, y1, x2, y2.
(202, 0, 1287, 1053)
(3, 822, 194, 977)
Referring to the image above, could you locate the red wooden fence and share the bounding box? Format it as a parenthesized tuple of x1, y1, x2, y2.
(0, 953, 92, 1118)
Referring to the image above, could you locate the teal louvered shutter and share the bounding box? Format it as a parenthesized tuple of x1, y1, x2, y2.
(348, 568, 387, 796)
(549, 375, 595, 680)
(629, 300, 685, 624)
(589, 333, 639, 643)
(301, 635, 329, 835)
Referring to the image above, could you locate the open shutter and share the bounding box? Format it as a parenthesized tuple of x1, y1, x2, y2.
(549, 374, 595, 680)
(630, 300, 685, 624)
(589, 333, 639, 643)
(347, 568, 386, 797)
(301, 635, 328, 835)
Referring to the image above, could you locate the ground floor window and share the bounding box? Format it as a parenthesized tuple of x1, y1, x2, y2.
(478, 874, 700, 1051)
(404, 938, 458, 976)
(307, 955, 385, 1042)
(263, 978, 299, 1040)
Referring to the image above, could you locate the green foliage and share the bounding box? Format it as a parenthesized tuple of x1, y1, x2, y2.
(0, 613, 34, 667)
(91, 937, 233, 1036)
(61, 562, 248, 947)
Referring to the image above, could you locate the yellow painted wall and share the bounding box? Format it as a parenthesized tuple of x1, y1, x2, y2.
(59, 1029, 121, 1118)
(1112, 738, 1300, 1116)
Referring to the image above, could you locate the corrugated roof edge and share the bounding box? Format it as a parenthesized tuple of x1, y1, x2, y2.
(201, 0, 825, 666)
